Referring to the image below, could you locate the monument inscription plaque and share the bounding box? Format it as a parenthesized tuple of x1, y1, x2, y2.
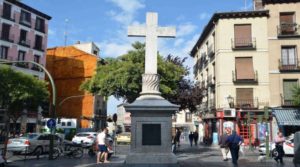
(142, 124, 161, 145)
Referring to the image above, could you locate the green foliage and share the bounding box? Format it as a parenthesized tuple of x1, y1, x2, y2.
(0, 65, 49, 121)
(292, 85, 300, 106)
(81, 42, 203, 112)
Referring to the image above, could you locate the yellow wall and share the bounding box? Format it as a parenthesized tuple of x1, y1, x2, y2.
(265, 3, 300, 107)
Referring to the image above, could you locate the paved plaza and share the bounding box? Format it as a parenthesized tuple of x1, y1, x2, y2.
(5, 143, 294, 167)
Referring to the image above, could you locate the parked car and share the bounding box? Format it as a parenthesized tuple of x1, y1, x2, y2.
(7, 133, 63, 155)
(259, 137, 294, 156)
(72, 132, 97, 146)
(116, 133, 131, 145)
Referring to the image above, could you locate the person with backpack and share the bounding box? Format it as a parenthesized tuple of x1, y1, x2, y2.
(226, 130, 243, 167)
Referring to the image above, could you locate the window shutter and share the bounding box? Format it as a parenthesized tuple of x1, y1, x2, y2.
(283, 80, 298, 100)
(280, 13, 294, 24)
(234, 24, 252, 47)
(235, 57, 254, 80)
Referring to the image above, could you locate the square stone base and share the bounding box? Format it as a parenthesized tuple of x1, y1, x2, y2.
(124, 152, 179, 167)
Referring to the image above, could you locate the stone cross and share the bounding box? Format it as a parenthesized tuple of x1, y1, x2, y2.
(128, 12, 176, 75)
(128, 12, 176, 97)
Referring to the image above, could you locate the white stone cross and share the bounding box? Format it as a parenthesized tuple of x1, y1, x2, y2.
(128, 12, 176, 74)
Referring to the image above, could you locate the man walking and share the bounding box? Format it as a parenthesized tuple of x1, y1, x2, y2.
(226, 130, 243, 167)
(193, 130, 199, 146)
(188, 132, 194, 147)
(96, 127, 110, 164)
(175, 129, 181, 147)
(274, 132, 285, 164)
(219, 128, 231, 161)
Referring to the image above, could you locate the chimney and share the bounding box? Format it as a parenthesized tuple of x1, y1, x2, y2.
(253, 0, 264, 10)
(76, 41, 81, 44)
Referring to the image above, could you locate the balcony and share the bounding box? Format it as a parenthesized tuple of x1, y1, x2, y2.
(278, 59, 300, 72)
(201, 81, 206, 89)
(281, 95, 296, 107)
(1, 12, 15, 22)
(19, 39, 31, 48)
(0, 32, 14, 43)
(209, 98, 216, 110)
(235, 98, 259, 109)
(207, 75, 215, 87)
(19, 19, 31, 28)
(277, 23, 300, 38)
(231, 38, 256, 50)
(232, 70, 258, 84)
(34, 44, 45, 52)
(31, 65, 42, 72)
(207, 45, 215, 60)
(15, 62, 29, 69)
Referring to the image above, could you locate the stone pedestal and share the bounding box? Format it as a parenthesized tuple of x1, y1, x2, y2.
(124, 97, 179, 167)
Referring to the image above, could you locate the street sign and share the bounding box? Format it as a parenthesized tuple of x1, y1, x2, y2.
(47, 119, 56, 129)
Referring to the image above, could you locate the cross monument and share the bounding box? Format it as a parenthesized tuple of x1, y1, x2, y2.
(128, 12, 176, 97)
(124, 12, 179, 167)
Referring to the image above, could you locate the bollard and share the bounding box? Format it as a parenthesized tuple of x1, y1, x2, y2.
(294, 132, 300, 167)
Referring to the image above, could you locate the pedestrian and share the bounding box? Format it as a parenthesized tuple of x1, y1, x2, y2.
(188, 132, 194, 147)
(175, 129, 181, 147)
(226, 130, 243, 167)
(219, 128, 231, 161)
(193, 130, 199, 146)
(96, 127, 110, 164)
(274, 131, 285, 164)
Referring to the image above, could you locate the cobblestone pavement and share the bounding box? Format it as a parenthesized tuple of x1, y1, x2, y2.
(6, 143, 295, 167)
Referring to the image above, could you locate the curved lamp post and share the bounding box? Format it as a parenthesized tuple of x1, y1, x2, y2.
(0, 60, 56, 160)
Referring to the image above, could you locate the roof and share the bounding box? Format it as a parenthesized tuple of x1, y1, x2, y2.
(273, 108, 300, 126)
(5, 0, 51, 20)
(263, 0, 300, 4)
(190, 10, 269, 57)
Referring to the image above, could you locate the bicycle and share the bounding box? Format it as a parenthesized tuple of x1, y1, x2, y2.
(52, 143, 83, 160)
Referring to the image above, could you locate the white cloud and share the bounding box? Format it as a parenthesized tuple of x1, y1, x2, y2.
(97, 41, 132, 58)
(176, 22, 197, 37)
(174, 38, 184, 47)
(106, 0, 145, 26)
(199, 12, 210, 20)
(48, 28, 56, 36)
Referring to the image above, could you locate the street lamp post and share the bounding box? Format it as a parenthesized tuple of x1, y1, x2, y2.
(0, 60, 57, 160)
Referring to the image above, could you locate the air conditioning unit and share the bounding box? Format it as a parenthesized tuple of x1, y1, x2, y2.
(224, 108, 236, 117)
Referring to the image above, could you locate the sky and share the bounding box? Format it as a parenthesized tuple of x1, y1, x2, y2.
(22, 0, 253, 115)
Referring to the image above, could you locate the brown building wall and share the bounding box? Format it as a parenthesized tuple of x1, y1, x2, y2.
(46, 46, 98, 128)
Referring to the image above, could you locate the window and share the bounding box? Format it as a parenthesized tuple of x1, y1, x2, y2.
(3, 3, 12, 20)
(186, 113, 192, 122)
(279, 13, 296, 35)
(282, 46, 296, 65)
(34, 55, 40, 64)
(235, 57, 255, 80)
(18, 51, 26, 61)
(67, 122, 71, 126)
(19, 29, 29, 46)
(234, 24, 252, 47)
(283, 80, 298, 102)
(34, 35, 43, 50)
(61, 122, 66, 126)
(236, 88, 254, 108)
(0, 46, 9, 59)
(35, 17, 45, 32)
(1, 23, 11, 41)
(20, 10, 31, 26)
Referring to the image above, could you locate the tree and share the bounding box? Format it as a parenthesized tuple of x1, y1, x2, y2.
(0, 65, 49, 135)
(292, 86, 300, 106)
(81, 42, 203, 112)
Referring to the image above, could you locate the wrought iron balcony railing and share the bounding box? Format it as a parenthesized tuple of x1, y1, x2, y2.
(277, 23, 300, 38)
(280, 94, 296, 107)
(231, 38, 256, 50)
(207, 45, 215, 59)
(19, 39, 31, 48)
(235, 98, 259, 109)
(278, 59, 300, 72)
(232, 70, 258, 84)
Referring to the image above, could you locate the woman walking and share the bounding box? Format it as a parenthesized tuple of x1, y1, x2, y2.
(226, 130, 243, 167)
(274, 132, 285, 164)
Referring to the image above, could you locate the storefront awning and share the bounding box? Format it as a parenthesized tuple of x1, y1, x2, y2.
(273, 109, 300, 126)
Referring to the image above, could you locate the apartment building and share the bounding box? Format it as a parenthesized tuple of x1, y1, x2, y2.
(46, 42, 107, 130)
(259, 0, 300, 136)
(0, 0, 51, 133)
(191, 10, 270, 145)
